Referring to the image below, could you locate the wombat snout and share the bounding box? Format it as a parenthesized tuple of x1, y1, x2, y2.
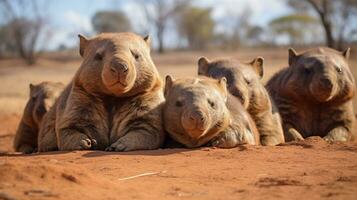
(189, 110, 206, 127)
(319, 77, 333, 90)
(182, 109, 208, 136)
(110, 62, 128, 75)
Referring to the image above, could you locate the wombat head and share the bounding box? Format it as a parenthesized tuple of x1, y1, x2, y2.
(285, 47, 355, 103)
(76, 32, 160, 97)
(163, 76, 231, 147)
(29, 81, 64, 124)
(198, 56, 264, 109)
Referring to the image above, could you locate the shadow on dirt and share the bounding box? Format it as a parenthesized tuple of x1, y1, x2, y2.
(0, 150, 73, 157)
(81, 148, 196, 157)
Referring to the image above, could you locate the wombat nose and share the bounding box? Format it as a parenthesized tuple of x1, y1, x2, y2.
(111, 63, 128, 75)
(190, 111, 205, 124)
(320, 78, 333, 90)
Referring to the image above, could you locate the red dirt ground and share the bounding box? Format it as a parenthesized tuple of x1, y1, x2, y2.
(0, 115, 357, 200)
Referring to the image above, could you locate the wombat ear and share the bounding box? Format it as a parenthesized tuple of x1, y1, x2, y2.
(342, 48, 351, 60)
(218, 77, 228, 101)
(78, 34, 89, 57)
(198, 57, 210, 75)
(249, 57, 264, 79)
(29, 83, 34, 90)
(288, 48, 298, 66)
(164, 75, 174, 98)
(29, 83, 35, 94)
(143, 35, 151, 47)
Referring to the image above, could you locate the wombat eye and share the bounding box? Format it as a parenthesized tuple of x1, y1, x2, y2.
(208, 99, 215, 108)
(245, 79, 251, 85)
(131, 50, 140, 60)
(335, 66, 342, 73)
(175, 100, 183, 107)
(94, 53, 103, 61)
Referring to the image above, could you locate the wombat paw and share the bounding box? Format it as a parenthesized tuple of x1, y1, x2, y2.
(106, 139, 132, 152)
(209, 136, 229, 148)
(19, 145, 36, 154)
(78, 138, 97, 150)
(323, 136, 334, 143)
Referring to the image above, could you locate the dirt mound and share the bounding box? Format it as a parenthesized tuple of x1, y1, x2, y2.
(0, 158, 124, 200)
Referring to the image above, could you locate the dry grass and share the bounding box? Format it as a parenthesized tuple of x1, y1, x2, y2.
(0, 48, 356, 115)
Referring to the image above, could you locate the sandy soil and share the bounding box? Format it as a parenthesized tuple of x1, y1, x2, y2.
(1, 135, 357, 200)
(1, 50, 357, 199)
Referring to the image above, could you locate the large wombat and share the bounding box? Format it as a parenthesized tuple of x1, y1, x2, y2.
(266, 47, 356, 142)
(163, 76, 259, 148)
(13, 82, 64, 153)
(198, 57, 284, 145)
(38, 32, 165, 152)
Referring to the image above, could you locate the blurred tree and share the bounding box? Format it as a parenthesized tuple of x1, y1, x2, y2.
(138, 0, 189, 53)
(287, 0, 357, 50)
(177, 6, 215, 50)
(246, 25, 264, 46)
(0, 0, 50, 65)
(269, 14, 320, 45)
(214, 6, 254, 49)
(0, 25, 15, 58)
(92, 11, 131, 33)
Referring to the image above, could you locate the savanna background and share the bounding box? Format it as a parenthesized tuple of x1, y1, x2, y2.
(0, 0, 357, 200)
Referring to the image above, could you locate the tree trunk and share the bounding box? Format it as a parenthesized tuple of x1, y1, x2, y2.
(157, 24, 165, 54)
(306, 0, 336, 49)
(321, 19, 335, 48)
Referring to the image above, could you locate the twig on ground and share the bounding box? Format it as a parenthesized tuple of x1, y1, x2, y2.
(118, 170, 167, 181)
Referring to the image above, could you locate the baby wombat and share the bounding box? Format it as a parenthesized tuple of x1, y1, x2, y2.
(266, 47, 356, 142)
(38, 32, 165, 152)
(13, 81, 64, 153)
(198, 57, 285, 146)
(163, 76, 259, 148)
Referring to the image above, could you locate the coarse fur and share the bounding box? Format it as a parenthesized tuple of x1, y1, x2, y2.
(38, 32, 165, 152)
(13, 81, 64, 153)
(163, 76, 259, 148)
(266, 47, 356, 142)
(198, 57, 284, 145)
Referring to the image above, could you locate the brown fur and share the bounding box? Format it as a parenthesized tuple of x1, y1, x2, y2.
(38, 32, 165, 152)
(198, 57, 284, 145)
(13, 81, 64, 153)
(163, 76, 259, 148)
(266, 47, 356, 142)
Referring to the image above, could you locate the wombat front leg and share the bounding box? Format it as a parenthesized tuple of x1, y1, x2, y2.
(284, 124, 304, 142)
(106, 129, 161, 152)
(13, 123, 37, 154)
(323, 127, 351, 142)
(209, 126, 256, 148)
(259, 113, 285, 146)
(58, 128, 97, 151)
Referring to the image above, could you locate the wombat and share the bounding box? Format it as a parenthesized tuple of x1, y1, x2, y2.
(13, 81, 64, 153)
(163, 75, 259, 148)
(38, 32, 165, 152)
(198, 57, 285, 145)
(266, 47, 356, 142)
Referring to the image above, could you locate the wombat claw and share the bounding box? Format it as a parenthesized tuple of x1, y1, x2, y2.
(79, 138, 97, 150)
